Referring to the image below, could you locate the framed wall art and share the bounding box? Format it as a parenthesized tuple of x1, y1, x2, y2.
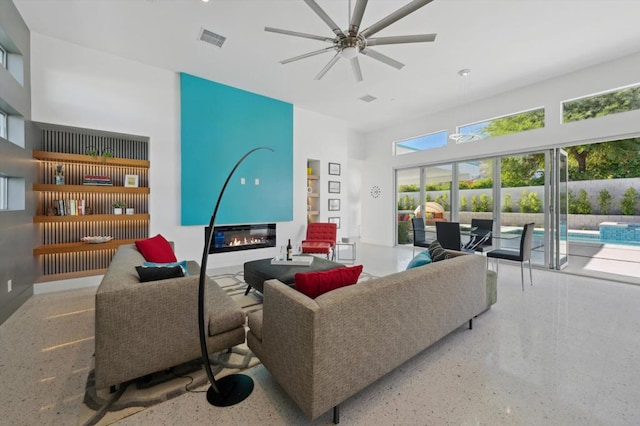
(328, 198, 341, 211)
(328, 217, 341, 229)
(328, 180, 341, 193)
(124, 174, 139, 188)
(328, 162, 341, 176)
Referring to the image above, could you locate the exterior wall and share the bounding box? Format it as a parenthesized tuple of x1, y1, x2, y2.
(0, 0, 34, 325)
(363, 51, 640, 246)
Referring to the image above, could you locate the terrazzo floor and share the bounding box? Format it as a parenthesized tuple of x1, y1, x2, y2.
(1, 244, 640, 425)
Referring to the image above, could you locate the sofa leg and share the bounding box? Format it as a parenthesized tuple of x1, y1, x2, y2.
(333, 404, 340, 424)
(468, 318, 473, 330)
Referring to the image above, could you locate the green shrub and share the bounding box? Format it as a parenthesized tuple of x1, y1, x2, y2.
(621, 187, 638, 215)
(460, 195, 467, 211)
(471, 193, 492, 212)
(397, 221, 412, 244)
(569, 189, 592, 214)
(503, 193, 513, 212)
(434, 193, 449, 211)
(597, 189, 613, 215)
(518, 190, 542, 213)
(398, 184, 419, 192)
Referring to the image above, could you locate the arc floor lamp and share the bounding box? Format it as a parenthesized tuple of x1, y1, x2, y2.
(198, 146, 274, 406)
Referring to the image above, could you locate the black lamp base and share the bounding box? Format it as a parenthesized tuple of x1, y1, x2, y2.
(206, 374, 254, 407)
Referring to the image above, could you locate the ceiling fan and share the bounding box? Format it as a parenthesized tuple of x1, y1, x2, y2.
(265, 0, 437, 82)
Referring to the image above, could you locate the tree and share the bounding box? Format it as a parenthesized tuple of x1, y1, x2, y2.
(620, 187, 638, 215)
(500, 154, 545, 187)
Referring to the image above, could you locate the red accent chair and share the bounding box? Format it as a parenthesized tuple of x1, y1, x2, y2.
(301, 222, 337, 260)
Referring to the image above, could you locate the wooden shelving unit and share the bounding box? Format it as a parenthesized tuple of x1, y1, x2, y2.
(32, 125, 150, 281)
(307, 170, 320, 223)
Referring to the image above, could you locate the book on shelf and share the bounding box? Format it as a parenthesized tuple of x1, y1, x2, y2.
(83, 175, 113, 186)
(53, 199, 86, 216)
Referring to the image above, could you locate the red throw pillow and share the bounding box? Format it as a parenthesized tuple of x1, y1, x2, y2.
(135, 234, 177, 263)
(295, 265, 363, 299)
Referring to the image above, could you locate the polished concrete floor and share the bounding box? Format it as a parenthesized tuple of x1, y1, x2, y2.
(1, 243, 640, 425)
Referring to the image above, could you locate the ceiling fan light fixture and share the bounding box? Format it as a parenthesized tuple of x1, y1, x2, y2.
(450, 132, 483, 143)
(341, 46, 358, 59)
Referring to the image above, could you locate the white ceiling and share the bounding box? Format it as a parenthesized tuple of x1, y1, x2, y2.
(13, 0, 640, 132)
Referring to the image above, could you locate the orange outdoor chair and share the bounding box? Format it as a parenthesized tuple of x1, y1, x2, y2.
(301, 222, 337, 260)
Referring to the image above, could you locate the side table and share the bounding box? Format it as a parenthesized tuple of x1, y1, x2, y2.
(335, 238, 356, 263)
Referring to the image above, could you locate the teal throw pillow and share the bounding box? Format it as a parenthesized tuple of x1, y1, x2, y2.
(406, 251, 432, 270)
(143, 260, 189, 276)
(428, 240, 451, 262)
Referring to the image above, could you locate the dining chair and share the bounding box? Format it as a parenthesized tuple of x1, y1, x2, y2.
(486, 222, 535, 291)
(435, 221, 462, 251)
(467, 218, 493, 252)
(410, 217, 431, 256)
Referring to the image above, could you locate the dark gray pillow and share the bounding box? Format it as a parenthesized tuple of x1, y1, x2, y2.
(136, 265, 184, 282)
(428, 240, 451, 262)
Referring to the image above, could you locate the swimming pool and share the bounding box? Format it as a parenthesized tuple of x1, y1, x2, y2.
(505, 228, 640, 247)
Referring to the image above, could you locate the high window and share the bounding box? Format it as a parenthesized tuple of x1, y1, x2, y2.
(394, 130, 448, 155)
(0, 110, 7, 139)
(0, 176, 7, 210)
(0, 43, 6, 68)
(456, 108, 545, 142)
(563, 84, 640, 123)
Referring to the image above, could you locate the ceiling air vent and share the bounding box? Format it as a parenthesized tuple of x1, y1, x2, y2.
(359, 94, 377, 103)
(199, 28, 226, 48)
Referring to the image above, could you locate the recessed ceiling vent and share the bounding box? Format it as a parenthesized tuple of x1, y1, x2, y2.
(359, 94, 377, 103)
(199, 28, 226, 48)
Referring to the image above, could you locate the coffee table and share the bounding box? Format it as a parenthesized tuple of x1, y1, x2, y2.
(243, 256, 344, 294)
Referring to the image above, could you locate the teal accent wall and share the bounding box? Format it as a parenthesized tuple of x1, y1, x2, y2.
(180, 73, 293, 225)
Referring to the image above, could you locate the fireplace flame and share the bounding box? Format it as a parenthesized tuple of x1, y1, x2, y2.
(228, 237, 265, 247)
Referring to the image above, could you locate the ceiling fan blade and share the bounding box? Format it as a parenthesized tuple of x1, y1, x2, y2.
(280, 47, 336, 64)
(349, 0, 368, 36)
(360, 48, 405, 70)
(304, 0, 346, 39)
(366, 34, 436, 46)
(265, 27, 335, 43)
(314, 52, 341, 80)
(350, 57, 364, 82)
(360, 0, 434, 39)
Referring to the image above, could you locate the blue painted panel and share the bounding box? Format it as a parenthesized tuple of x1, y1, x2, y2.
(180, 73, 293, 225)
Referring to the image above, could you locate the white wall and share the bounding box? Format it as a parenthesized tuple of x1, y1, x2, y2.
(360, 51, 640, 246)
(30, 33, 357, 271)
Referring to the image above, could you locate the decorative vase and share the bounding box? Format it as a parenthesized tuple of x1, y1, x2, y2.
(55, 175, 64, 185)
(126, 208, 134, 215)
(113, 208, 123, 215)
(307, 167, 312, 175)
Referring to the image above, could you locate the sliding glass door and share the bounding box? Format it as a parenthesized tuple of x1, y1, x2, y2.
(550, 148, 569, 269)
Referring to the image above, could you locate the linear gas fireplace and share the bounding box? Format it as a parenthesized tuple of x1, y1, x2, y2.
(205, 223, 276, 254)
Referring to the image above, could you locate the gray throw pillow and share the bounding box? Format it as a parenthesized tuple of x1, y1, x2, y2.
(136, 265, 184, 282)
(428, 240, 451, 262)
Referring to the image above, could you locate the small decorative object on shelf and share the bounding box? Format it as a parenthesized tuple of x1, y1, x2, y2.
(112, 201, 126, 215)
(124, 174, 139, 188)
(81, 236, 113, 244)
(126, 207, 135, 215)
(54, 164, 64, 185)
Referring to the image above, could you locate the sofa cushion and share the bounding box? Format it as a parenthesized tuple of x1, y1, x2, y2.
(295, 265, 363, 299)
(428, 240, 451, 262)
(143, 260, 189, 276)
(135, 265, 184, 282)
(135, 234, 177, 263)
(406, 250, 432, 269)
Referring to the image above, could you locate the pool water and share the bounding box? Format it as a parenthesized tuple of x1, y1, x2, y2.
(505, 229, 640, 247)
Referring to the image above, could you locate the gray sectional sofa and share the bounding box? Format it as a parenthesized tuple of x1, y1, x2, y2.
(247, 250, 495, 422)
(94, 243, 246, 390)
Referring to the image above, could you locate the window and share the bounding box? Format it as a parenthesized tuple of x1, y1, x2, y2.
(394, 130, 448, 155)
(0, 110, 7, 139)
(562, 84, 640, 123)
(0, 43, 6, 68)
(0, 176, 7, 210)
(456, 108, 545, 143)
